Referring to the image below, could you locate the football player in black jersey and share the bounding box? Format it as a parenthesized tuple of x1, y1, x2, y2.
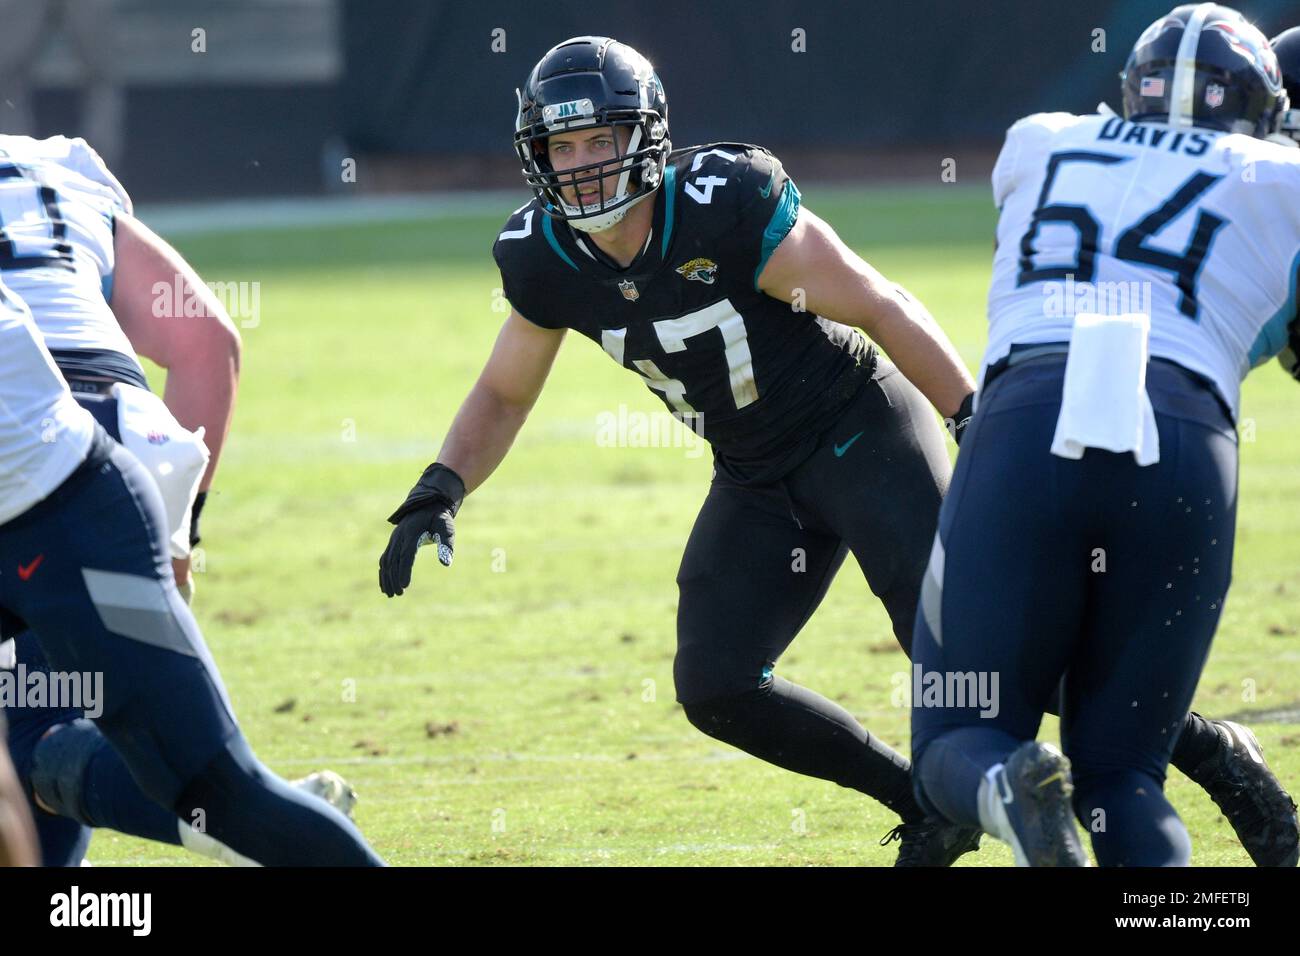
(380, 35, 981, 866)
(382, 33, 1300, 868)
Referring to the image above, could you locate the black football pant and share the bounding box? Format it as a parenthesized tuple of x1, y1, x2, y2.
(674, 360, 950, 821)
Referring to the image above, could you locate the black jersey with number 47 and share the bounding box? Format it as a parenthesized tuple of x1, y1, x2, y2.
(492, 143, 875, 484)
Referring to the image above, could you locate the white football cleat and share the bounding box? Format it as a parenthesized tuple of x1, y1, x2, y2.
(178, 770, 361, 866)
(291, 770, 358, 818)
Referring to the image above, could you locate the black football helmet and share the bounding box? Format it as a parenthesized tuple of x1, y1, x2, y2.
(1121, 4, 1286, 140)
(514, 36, 670, 233)
(1271, 27, 1300, 143)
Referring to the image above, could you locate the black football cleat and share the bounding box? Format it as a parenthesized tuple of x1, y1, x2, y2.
(881, 817, 982, 867)
(984, 741, 1088, 867)
(1192, 719, 1299, 867)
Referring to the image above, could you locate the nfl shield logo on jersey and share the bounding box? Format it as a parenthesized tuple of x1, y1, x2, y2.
(1205, 82, 1225, 108)
(618, 279, 639, 301)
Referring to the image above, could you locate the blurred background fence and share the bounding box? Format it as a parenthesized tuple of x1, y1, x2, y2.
(5, 0, 1299, 201)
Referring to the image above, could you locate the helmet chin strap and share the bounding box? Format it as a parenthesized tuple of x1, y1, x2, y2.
(566, 187, 654, 234)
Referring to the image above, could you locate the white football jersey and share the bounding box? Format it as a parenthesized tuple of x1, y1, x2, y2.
(0, 282, 95, 526)
(985, 111, 1300, 419)
(0, 135, 142, 383)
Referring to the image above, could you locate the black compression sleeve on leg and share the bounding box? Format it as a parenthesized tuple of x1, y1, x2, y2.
(683, 677, 925, 822)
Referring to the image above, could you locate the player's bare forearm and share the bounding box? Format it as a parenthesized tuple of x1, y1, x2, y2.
(110, 211, 241, 492)
(0, 743, 37, 866)
(435, 382, 534, 494)
(852, 282, 975, 419)
(160, 347, 239, 493)
(435, 310, 565, 495)
(758, 207, 975, 418)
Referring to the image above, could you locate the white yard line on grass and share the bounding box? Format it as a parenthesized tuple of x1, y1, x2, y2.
(137, 192, 526, 237)
(271, 749, 748, 768)
(136, 183, 990, 239)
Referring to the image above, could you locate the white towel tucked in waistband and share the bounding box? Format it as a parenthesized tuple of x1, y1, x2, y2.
(1050, 312, 1160, 466)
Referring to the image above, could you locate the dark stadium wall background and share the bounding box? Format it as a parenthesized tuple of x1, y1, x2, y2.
(339, 0, 1300, 153)
(24, 0, 1300, 200)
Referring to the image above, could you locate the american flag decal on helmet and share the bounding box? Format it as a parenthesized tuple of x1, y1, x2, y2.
(1140, 76, 1165, 97)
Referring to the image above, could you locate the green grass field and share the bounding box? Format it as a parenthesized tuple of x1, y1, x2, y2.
(87, 183, 1300, 866)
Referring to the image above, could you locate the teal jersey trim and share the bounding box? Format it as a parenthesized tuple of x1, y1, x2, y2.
(1247, 246, 1300, 368)
(660, 164, 677, 259)
(754, 179, 801, 290)
(542, 212, 579, 271)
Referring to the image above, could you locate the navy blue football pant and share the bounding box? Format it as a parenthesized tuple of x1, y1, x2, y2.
(911, 355, 1237, 866)
(0, 427, 382, 865)
(4, 630, 182, 865)
(3, 389, 124, 863)
(5, 390, 189, 863)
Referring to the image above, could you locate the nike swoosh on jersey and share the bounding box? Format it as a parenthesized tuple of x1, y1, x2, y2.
(18, 554, 44, 580)
(759, 169, 777, 199)
(833, 431, 864, 457)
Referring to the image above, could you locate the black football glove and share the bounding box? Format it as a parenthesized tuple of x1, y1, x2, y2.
(379, 462, 465, 597)
(1278, 319, 1300, 383)
(944, 391, 976, 446)
(189, 490, 208, 548)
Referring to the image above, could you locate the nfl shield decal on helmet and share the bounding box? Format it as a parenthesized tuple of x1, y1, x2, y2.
(618, 279, 639, 301)
(1206, 82, 1225, 107)
(675, 257, 719, 284)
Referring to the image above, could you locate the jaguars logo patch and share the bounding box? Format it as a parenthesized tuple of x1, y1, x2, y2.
(675, 257, 718, 285)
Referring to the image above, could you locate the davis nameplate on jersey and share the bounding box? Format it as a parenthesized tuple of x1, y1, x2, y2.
(618, 279, 639, 301)
(676, 258, 718, 284)
(983, 110, 1300, 422)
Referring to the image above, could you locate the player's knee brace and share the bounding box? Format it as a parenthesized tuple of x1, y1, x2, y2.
(29, 719, 102, 825)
